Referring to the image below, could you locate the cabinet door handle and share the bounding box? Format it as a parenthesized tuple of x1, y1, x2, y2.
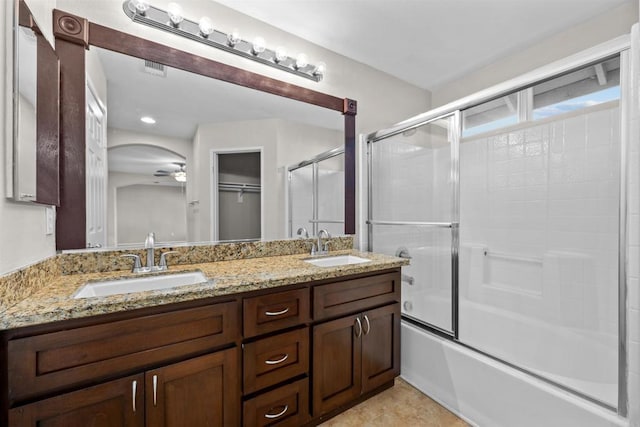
(355, 317, 362, 338)
(264, 404, 289, 419)
(153, 375, 158, 407)
(265, 307, 290, 316)
(363, 314, 371, 335)
(265, 353, 289, 365)
(132, 380, 137, 413)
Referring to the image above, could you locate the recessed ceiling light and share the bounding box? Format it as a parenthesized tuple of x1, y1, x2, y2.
(140, 116, 156, 124)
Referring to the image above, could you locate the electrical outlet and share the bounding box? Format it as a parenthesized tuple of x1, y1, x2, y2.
(45, 206, 55, 235)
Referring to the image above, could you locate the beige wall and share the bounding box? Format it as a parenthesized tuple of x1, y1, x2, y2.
(115, 184, 187, 245)
(431, 2, 638, 107)
(191, 118, 343, 242)
(0, 0, 57, 275)
(106, 128, 191, 246)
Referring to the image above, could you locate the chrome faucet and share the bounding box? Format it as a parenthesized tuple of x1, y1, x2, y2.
(144, 232, 155, 270)
(296, 227, 309, 238)
(121, 233, 179, 273)
(312, 229, 331, 256)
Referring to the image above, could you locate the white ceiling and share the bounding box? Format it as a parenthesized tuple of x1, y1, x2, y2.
(214, 0, 630, 90)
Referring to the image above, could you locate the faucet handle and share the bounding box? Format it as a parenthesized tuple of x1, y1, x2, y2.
(121, 254, 142, 272)
(159, 251, 179, 269)
(323, 241, 331, 252)
(296, 227, 309, 239)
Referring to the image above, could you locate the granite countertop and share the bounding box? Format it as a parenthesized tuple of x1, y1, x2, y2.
(0, 250, 408, 330)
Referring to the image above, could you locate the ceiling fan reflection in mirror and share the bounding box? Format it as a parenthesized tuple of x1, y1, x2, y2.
(154, 162, 187, 182)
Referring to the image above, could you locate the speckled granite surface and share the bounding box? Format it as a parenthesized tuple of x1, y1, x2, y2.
(0, 257, 60, 314)
(1, 249, 408, 330)
(58, 237, 354, 275)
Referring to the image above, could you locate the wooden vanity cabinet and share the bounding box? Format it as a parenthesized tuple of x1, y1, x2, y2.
(312, 272, 401, 418)
(242, 288, 312, 426)
(9, 373, 145, 426)
(9, 349, 239, 426)
(2, 268, 401, 427)
(4, 300, 241, 427)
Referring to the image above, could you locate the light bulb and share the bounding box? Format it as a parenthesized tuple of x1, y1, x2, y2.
(140, 116, 156, 124)
(199, 17, 214, 37)
(295, 53, 308, 69)
(174, 172, 187, 182)
(274, 46, 287, 63)
(128, 0, 149, 14)
(227, 29, 240, 47)
(252, 37, 266, 55)
(314, 62, 326, 76)
(167, 2, 183, 26)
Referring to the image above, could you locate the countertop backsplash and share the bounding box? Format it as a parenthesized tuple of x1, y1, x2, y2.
(0, 237, 354, 315)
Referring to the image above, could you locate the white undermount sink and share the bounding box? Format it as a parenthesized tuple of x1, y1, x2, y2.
(73, 271, 209, 299)
(304, 255, 371, 267)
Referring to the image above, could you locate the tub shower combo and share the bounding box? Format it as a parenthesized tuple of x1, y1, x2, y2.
(367, 37, 632, 426)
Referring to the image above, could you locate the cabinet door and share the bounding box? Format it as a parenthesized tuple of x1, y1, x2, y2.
(8, 373, 144, 426)
(145, 348, 239, 427)
(361, 303, 401, 393)
(312, 314, 361, 416)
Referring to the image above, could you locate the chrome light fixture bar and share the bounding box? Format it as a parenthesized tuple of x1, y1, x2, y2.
(122, 1, 325, 82)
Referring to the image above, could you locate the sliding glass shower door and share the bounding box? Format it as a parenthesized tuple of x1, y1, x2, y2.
(368, 113, 460, 335)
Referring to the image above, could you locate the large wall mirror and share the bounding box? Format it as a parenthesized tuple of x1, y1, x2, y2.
(5, 0, 60, 205)
(54, 11, 356, 250)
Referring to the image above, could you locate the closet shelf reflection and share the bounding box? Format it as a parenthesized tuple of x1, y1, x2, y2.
(218, 182, 261, 193)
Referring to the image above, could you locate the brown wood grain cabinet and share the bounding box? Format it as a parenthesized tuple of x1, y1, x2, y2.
(243, 378, 310, 427)
(9, 373, 145, 426)
(312, 269, 401, 419)
(145, 349, 239, 426)
(2, 268, 401, 426)
(9, 350, 239, 427)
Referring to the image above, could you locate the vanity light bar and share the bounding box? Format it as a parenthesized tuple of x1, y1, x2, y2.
(122, 1, 325, 82)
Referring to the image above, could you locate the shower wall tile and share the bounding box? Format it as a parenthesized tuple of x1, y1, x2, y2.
(461, 105, 621, 336)
(631, 340, 640, 375)
(629, 278, 639, 311)
(630, 247, 640, 279)
(630, 371, 640, 426)
(631, 308, 640, 341)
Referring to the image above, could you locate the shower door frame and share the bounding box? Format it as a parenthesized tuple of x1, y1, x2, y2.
(287, 146, 345, 237)
(366, 35, 631, 416)
(367, 111, 461, 338)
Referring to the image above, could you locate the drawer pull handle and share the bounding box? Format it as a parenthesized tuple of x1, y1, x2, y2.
(153, 375, 158, 406)
(132, 380, 137, 413)
(363, 315, 371, 335)
(265, 354, 289, 365)
(265, 307, 290, 316)
(264, 404, 289, 419)
(355, 317, 362, 338)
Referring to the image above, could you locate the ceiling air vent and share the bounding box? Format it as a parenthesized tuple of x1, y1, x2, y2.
(143, 60, 167, 77)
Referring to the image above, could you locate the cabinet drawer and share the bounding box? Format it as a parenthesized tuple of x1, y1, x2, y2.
(243, 328, 309, 394)
(244, 288, 310, 338)
(243, 378, 309, 427)
(8, 301, 239, 403)
(313, 271, 400, 320)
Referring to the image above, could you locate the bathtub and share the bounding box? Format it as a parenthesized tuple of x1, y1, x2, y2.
(401, 309, 625, 427)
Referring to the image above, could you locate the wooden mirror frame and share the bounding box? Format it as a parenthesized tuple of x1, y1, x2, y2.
(52, 9, 357, 250)
(6, 0, 59, 205)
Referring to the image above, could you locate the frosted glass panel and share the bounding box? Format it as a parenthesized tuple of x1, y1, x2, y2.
(289, 165, 313, 236)
(458, 104, 620, 406)
(371, 224, 453, 332)
(317, 153, 344, 236)
(370, 117, 454, 223)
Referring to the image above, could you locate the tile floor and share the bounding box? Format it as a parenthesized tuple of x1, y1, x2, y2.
(319, 378, 469, 427)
